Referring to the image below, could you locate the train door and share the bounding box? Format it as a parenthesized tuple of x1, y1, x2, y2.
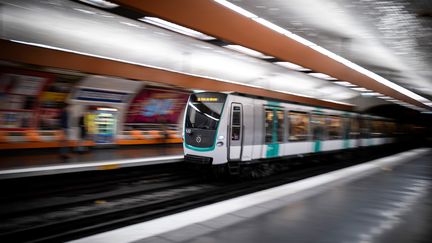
(264, 107, 284, 158)
(229, 103, 243, 160)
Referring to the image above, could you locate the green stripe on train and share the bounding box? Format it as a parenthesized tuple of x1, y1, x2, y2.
(266, 143, 279, 158)
(312, 107, 322, 152)
(343, 112, 350, 149)
(265, 103, 280, 158)
(343, 139, 350, 149)
(314, 140, 321, 152)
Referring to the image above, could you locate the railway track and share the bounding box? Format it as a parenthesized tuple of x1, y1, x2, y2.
(0, 144, 413, 242)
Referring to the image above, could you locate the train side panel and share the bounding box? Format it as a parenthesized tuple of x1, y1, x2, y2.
(252, 99, 265, 160)
(183, 92, 397, 168)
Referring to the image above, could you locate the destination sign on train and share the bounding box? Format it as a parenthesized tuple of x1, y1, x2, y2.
(197, 97, 219, 102)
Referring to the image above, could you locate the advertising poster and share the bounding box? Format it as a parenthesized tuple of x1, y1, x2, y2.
(0, 68, 52, 130)
(126, 88, 189, 124)
(39, 74, 79, 130)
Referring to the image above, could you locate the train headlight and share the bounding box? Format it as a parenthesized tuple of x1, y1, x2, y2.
(218, 135, 224, 140)
(217, 141, 224, 147)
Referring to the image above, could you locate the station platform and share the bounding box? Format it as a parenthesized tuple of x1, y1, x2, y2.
(0, 144, 183, 179)
(73, 148, 431, 243)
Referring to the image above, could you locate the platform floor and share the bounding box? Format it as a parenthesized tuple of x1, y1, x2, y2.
(73, 148, 431, 243)
(0, 144, 183, 179)
(182, 150, 431, 243)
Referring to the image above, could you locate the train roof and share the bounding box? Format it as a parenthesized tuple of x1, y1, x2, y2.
(194, 91, 392, 120)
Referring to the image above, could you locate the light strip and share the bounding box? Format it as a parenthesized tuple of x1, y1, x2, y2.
(253, 18, 289, 34)
(285, 32, 317, 46)
(97, 107, 117, 111)
(361, 92, 381, 96)
(224, 44, 273, 59)
(333, 81, 357, 87)
(193, 90, 206, 93)
(274, 62, 311, 71)
(212, 0, 432, 109)
(309, 45, 432, 106)
(308, 72, 337, 80)
(78, 0, 118, 9)
(378, 96, 394, 100)
(351, 87, 371, 92)
(139, 17, 215, 40)
(214, 0, 257, 18)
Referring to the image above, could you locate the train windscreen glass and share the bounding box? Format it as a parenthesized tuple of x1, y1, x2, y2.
(185, 93, 227, 130)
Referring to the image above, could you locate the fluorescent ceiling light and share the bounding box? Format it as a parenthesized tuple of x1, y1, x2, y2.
(120, 22, 140, 28)
(275, 90, 314, 99)
(73, 8, 95, 14)
(350, 87, 371, 92)
(214, 0, 257, 18)
(310, 46, 432, 106)
(333, 81, 357, 87)
(308, 72, 337, 80)
(139, 17, 215, 40)
(378, 96, 393, 100)
(285, 33, 317, 47)
(274, 62, 311, 71)
(254, 18, 288, 34)
(361, 92, 381, 96)
(193, 90, 206, 93)
(79, 0, 118, 8)
(212, 0, 432, 107)
(97, 107, 117, 111)
(224, 45, 273, 59)
(321, 99, 354, 106)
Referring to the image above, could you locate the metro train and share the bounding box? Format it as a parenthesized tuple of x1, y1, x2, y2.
(183, 92, 396, 174)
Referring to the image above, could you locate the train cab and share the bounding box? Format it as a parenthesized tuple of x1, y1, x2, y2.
(183, 92, 230, 165)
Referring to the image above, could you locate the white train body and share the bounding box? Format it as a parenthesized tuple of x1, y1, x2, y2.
(183, 92, 394, 166)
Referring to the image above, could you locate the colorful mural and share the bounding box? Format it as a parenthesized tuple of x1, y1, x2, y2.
(126, 88, 189, 124)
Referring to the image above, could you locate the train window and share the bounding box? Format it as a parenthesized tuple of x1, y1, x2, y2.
(311, 114, 326, 140)
(265, 109, 274, 144)
(276, 110, 284, 143)
(232, 111, 241, 126)
(386, 121, 396, 136)
(231, 109, 241, 141)
(342, 117, 350, 139)
(360, 118, 370, 138)
(350, 118, 360, 139)
(371, 120, 385, 137)
(232, 126, 240, 141)
(327, 116, 342, 140)
(265, 109, 284, 143)
(288, 111, 309, 141)
(185, 93, 226, 130)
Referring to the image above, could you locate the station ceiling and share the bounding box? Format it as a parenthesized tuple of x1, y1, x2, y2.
(113, 0, 432, 111)
(232, 0, 432, 100)
(0, 0, 431, 113)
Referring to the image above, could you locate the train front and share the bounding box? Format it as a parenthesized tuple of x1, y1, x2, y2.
(183, 92, 228, 165)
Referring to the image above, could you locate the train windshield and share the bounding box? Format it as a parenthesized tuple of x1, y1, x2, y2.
(185, 93, 227, 130)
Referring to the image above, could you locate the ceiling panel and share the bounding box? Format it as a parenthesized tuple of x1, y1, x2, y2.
(231, 0, 432, 99)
